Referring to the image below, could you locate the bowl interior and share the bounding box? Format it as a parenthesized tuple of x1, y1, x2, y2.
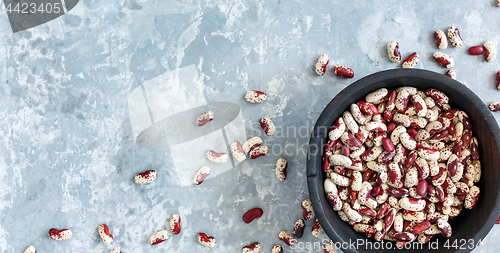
(307, 69, 500, 253)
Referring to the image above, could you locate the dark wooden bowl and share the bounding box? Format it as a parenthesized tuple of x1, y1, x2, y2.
(307, 69, 500, 253)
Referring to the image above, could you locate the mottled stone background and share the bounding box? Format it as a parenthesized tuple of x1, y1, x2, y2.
(1, 0, 500, 252)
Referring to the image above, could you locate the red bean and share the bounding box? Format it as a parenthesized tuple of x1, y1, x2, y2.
(416, 180, 428, 197)
(243, 208, 263, 223)
(387, 122, 397, 133)
(371, 186, 382, 196)
(468, 45, 484, 55)
(427, 184, 436, 196)
(407, 128, 418, 138)
(382, 137, 395, 152)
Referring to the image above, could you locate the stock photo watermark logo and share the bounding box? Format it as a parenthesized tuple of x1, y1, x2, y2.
(4, 0, 79, 33)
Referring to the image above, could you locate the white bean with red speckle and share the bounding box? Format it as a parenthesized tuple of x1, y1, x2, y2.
(315, 54, 329, 76)
(24, 246, 36, 253)
(259, 118, 276, 135)
(434, 30, 448, 49)
(402, 52, 420, 68)
(231, 141, 247, 162)
(343, 111, 359, 133)
(242, 137, 263, 153)
(484, 41, 497, 63)
(387, 41, 402, 63)
(275, 158, 288, 181)
(447, 27, 463, 48)
(343, 203, 362, 222)
(433, 52, 454, 69)
(400, 132, 416, 150)
(149, 230, 168, 245)
(351, 104, 371, 125)
(245, 91, 267, 103)
(196, 111, 215, 126)
(206, 150, 229, 163)
(193, 166, 211, 185)
(365, 88, 389, 104)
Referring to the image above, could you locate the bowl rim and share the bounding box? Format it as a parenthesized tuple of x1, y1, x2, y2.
(306, 68, 500, 253)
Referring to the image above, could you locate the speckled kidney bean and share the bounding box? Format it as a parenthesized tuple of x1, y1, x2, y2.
(427, 184, 436, 196)
(433, 52, 454, 69)
(400, 132, 416, 150)
(293, 219, 305, 238)
(259, 118, 276, 135)
(134, 170, 157, 184)
(378, 150, 396, 164)
(340, 132, 363, 149)
(196, 111, 214, 126)
(410, 94, 427, 117)
(301, 199, 315, 221)
(417, 147, 440, 161)
(315, 54, 329, 76)
(198, 232, 216, 247)
(24, 246, 36, 253)
(434, 30, 448, 49)
(426, 89, 449, 104)
(497, 71, 500, 90)
(275, 158, 288, 181)
(415, 157, 430, 179)
(272, 244, 283, 253)
(358, 101, 379, 115)
(404, 151, 417, 169)
(366, 88, 389, 104)
(231, 140, 247, 162)
(402, 52, 420, 68)
(312, 218, 324, 237)
(278, 231, 295, 246)
(489, 101, 500, 112)
(464, 186, 480, 209)
(242, 137, 263, 153)
(445, 69, 457, 80)
(49, 228, 72, 241)
(99, 224, 114, 244)
(403, 210, 426, 223)
(395, 89, 410, 112)
(399, 197, 426, 211)
(194, 166, 211, 185)
(326, 192, 343, 211)
(383, 110, 393, 123)
(365, 122, 387, 132)
(388, 188, 409, 198)
(447, 26, 463, 48)
(207, 150, 229, 164)
(384, 208, 397, 231)
(353, 224, 377, 234)
(245, 90, 267, 103)
(334, 65, 354, 78)
(242, 242, 261, 253)
(249, 146, 268, 159)
(387, 41, 402, 63)
(393, 113, 411, 127)
(149, 230, 168, 245)
(343, 202, 362, 222)
(431, 164, 447, 186)
(484, 41, 497, 63)
(437, 218, 452, 238)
